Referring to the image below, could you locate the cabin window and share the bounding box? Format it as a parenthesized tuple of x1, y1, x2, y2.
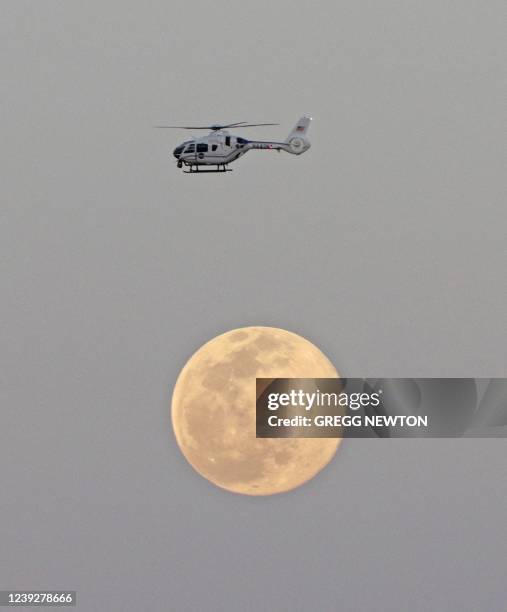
(196, 143, 208, 153)
(225, 136, 231, 147)
(212, 144, 218, 151)
(237, 137, 247, 145)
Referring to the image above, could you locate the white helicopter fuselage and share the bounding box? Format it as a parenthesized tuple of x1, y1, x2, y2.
(172, 116, 311, 171)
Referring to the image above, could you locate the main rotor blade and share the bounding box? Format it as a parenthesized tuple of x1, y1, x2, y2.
(219, 122, 248, 128)
(154, 122, 248, 130)
(154, 126, 213, 129)
(154, 122, 279, 130)
(231, 123, 279, 128)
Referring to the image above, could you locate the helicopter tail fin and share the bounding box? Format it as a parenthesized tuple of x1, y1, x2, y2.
(285, 116, 311, 154)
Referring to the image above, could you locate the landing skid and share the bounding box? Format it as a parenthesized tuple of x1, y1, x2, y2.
(183, 165, 232, 174)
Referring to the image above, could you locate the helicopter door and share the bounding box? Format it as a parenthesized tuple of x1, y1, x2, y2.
(196, 143, 208, 161)
(185, 142, 196, 162)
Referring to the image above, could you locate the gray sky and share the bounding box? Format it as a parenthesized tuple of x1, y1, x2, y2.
(1, 1, 506, 610)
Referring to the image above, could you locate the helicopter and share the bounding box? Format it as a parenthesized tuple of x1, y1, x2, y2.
(155, 116, 312, 173)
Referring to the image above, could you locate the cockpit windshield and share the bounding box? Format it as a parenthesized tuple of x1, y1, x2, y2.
(174, 140, 192, 158)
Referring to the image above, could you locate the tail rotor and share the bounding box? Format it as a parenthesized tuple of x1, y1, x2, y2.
(285, 116, 312, 154)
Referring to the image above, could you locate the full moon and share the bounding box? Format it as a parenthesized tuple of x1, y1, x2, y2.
(171, 327, 341, 495)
